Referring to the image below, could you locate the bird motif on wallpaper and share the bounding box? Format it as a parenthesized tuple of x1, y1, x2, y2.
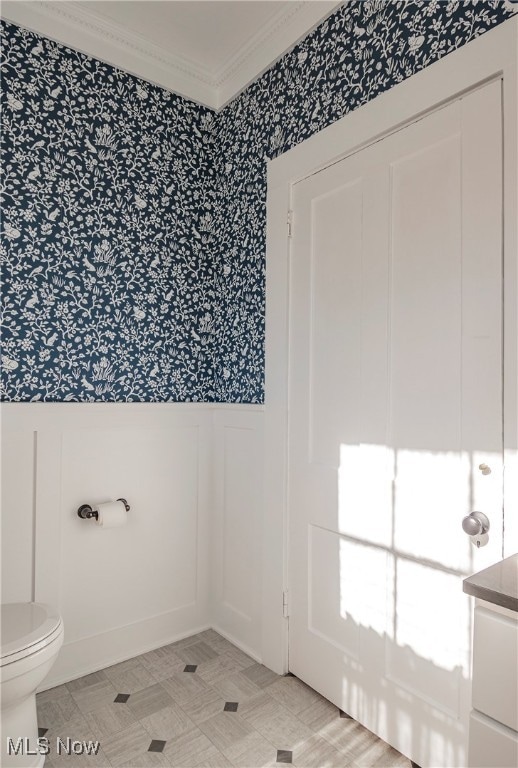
(2, 355, 19, 372)
(6, 92, 23, 110)
(4, 223, 21, 239)
(408, 34, 425, 53)
(46, 209, 59, 221)
(44, 333, 57, 347)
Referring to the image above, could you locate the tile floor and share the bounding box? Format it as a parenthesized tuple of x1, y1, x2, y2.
(36, 630, 413, 767)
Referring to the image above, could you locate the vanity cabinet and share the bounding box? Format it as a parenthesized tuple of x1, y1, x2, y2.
(463, 555, 518, 768)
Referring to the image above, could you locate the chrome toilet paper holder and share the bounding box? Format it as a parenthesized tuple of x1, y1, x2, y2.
(77, 498, 130, 520)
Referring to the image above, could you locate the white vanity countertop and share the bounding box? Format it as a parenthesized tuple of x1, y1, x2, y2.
(463, 554, 518, 612)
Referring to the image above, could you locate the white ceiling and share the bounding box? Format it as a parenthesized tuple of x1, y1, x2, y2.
(78, 1, 291, 73)
(1, 1, 340, 109)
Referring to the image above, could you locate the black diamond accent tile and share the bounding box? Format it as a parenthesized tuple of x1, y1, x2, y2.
(38, 728, 48, 738)
(114, 693, 130, 703)
(411, 763, 422, 768)
(285, 671, 295, 677)
(184, 664, 197, 673)
(224, 701, 239, 712)
(339, 709, 353, 719)
(277, 749, 292, 764)
(148, 740, 166, 753)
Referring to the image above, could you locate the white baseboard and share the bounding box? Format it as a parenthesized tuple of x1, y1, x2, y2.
(40, 608, 211, 690)
(211, 623, 262, 665)
(40, 618, 266, 691)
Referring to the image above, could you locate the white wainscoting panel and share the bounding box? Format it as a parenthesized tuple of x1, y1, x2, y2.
(211, 408, 264, 660)
(1, 404, 212, 687)
(59, 426, 200, 642)
(0, 403, 265, 687)
(1, 426, 35, 604)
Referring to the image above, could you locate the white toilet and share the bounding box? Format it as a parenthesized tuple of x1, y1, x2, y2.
(1, 603, 64, 768)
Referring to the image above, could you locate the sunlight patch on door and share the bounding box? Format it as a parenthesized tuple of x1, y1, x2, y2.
(338, 536, 394, 638)
(394, 449, 470, 572)
(338, 443, 393, 548)
(386, 558, 469, 717)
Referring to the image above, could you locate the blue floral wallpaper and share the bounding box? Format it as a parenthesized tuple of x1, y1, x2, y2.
(1, 20, 217, 401)
(1, 1, 516, 402)
(211, 0, 516, 401)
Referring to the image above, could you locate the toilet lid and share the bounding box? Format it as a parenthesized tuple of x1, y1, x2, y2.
(1, 603, 62, 662)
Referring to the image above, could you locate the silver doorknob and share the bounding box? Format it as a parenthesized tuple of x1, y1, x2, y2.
(462, 511, 490, 536)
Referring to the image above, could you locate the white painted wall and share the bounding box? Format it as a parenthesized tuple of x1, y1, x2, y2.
(210, 408, 263, 661)
(0, 402, 264, 688)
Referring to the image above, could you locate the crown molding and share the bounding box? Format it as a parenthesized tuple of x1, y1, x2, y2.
(1, 1, 217, 107)
(215, 1, 340, 109)
(1, 0, 342, 111)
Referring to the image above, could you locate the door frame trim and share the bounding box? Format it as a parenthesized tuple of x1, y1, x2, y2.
(263, 17, 518, 674)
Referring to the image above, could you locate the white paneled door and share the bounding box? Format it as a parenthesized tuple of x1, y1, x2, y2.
(288, 80, 503, 768)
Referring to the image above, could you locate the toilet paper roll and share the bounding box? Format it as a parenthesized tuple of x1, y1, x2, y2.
(96, 500, 127, 528)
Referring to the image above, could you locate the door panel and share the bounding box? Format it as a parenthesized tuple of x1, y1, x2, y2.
(390, 134, 462, 453)
(310, 179, 363, 467)
(308, 525, 361, 659)
(288, 80, 503, 768)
